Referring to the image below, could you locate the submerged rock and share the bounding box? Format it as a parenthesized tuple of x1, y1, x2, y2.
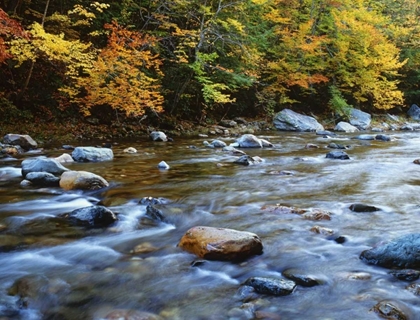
(244, 277, 296, 296)
(178, 226, 263, 261)
(67, 205, 117, 228)
(72, 146, 114, 162)
(145, 205, 165, 222)
(104, 309, 163, 320)
(371, 300, 410, 320)
(282, 269, 323, 287)
(389, 269, 420, 282)
(59, 170, 109, 190)
(21, 157, 69, 178)
(360, 233, 420, 269)
(139, 197, 169, 206)
(234, 155, 263, 166)
(327, 142, 348, 149)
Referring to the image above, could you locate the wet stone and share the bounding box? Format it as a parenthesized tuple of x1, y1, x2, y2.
(326, 150, 350, 160)
(21, 157, 69, 178)
(25, 172, 60, 187)
(371, 300, 409, 320)
(3, 133, 37, 150)
(157, 161, 170, 169)
(282, 269, 322, 287)
(139, 196, 169, 206)
(327, 142, 348, 149)
(60, 170, 109, 191)
(145, 205, 165, 222)
(376, 134, 392, 141)
(150, 131, 168, 142)
(72, 146, 114, 162)
(310, 225, 334, 236)
(234, 155, 263, 166)
(178, 226, 263, 261)
(406, 283, 420, 296)
(360, 233, 420, 269)
(349, 203, 380, 212)
(244, 277, 296, 296)
(389, 269, 420, 282)
(66, 205, 118, 228)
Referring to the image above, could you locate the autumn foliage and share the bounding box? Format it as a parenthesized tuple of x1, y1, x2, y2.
(0, 9, 28, 64)
(71, 21, 164, 117)
(0, 0, 419, 124)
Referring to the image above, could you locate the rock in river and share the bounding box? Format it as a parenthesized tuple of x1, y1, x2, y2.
(326, 150, 350, 160)
(349, 203, 380, 212)
(72, 146, 114, 162)
(360, 233, 420, 269)
(21, 157, 69, 178)
(234, 134, 273, 148)
(244, 277, 296, 296)
(178, 226, 263, 261)
(66, 205, 118, 228)
(234, 155, 263, 166)
(150, 131, 168, 142)
(25, 172, 60, 187)
(371, 300, 410, 320)
(60, 170, 109, 191)
(3, 133, 37, 150)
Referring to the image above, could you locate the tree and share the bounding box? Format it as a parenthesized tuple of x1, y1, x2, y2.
(68, 21, 164, 118)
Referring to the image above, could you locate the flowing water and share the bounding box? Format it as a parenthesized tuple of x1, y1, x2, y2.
(1, 131, 420, 319)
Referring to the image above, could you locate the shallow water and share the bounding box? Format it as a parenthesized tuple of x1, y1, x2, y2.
(1, 131, 420, 319)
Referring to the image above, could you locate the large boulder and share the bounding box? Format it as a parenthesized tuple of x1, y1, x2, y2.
(3, 134, 37, 150)
(59, 170, 109, 191)
(21, 157, 69, 178)
(66, 205, 117, 228)
(334, 121, 359, 133)
(273, 109, 324, 132)
(149, 131, 168, 142)
(360, 233, 420, 269)
(407, 104, 420, 121)
(178, 226, 263, 261)
(349, 108, 371, 130)
(72, 147, 114, 162)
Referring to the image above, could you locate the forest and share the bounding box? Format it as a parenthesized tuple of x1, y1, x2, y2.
(0, 0, 419, 132)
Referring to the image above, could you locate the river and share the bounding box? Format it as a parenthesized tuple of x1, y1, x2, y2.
(1, 131, 420, 319)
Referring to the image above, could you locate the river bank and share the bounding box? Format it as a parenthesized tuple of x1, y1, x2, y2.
(1, 110, 412, 147)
